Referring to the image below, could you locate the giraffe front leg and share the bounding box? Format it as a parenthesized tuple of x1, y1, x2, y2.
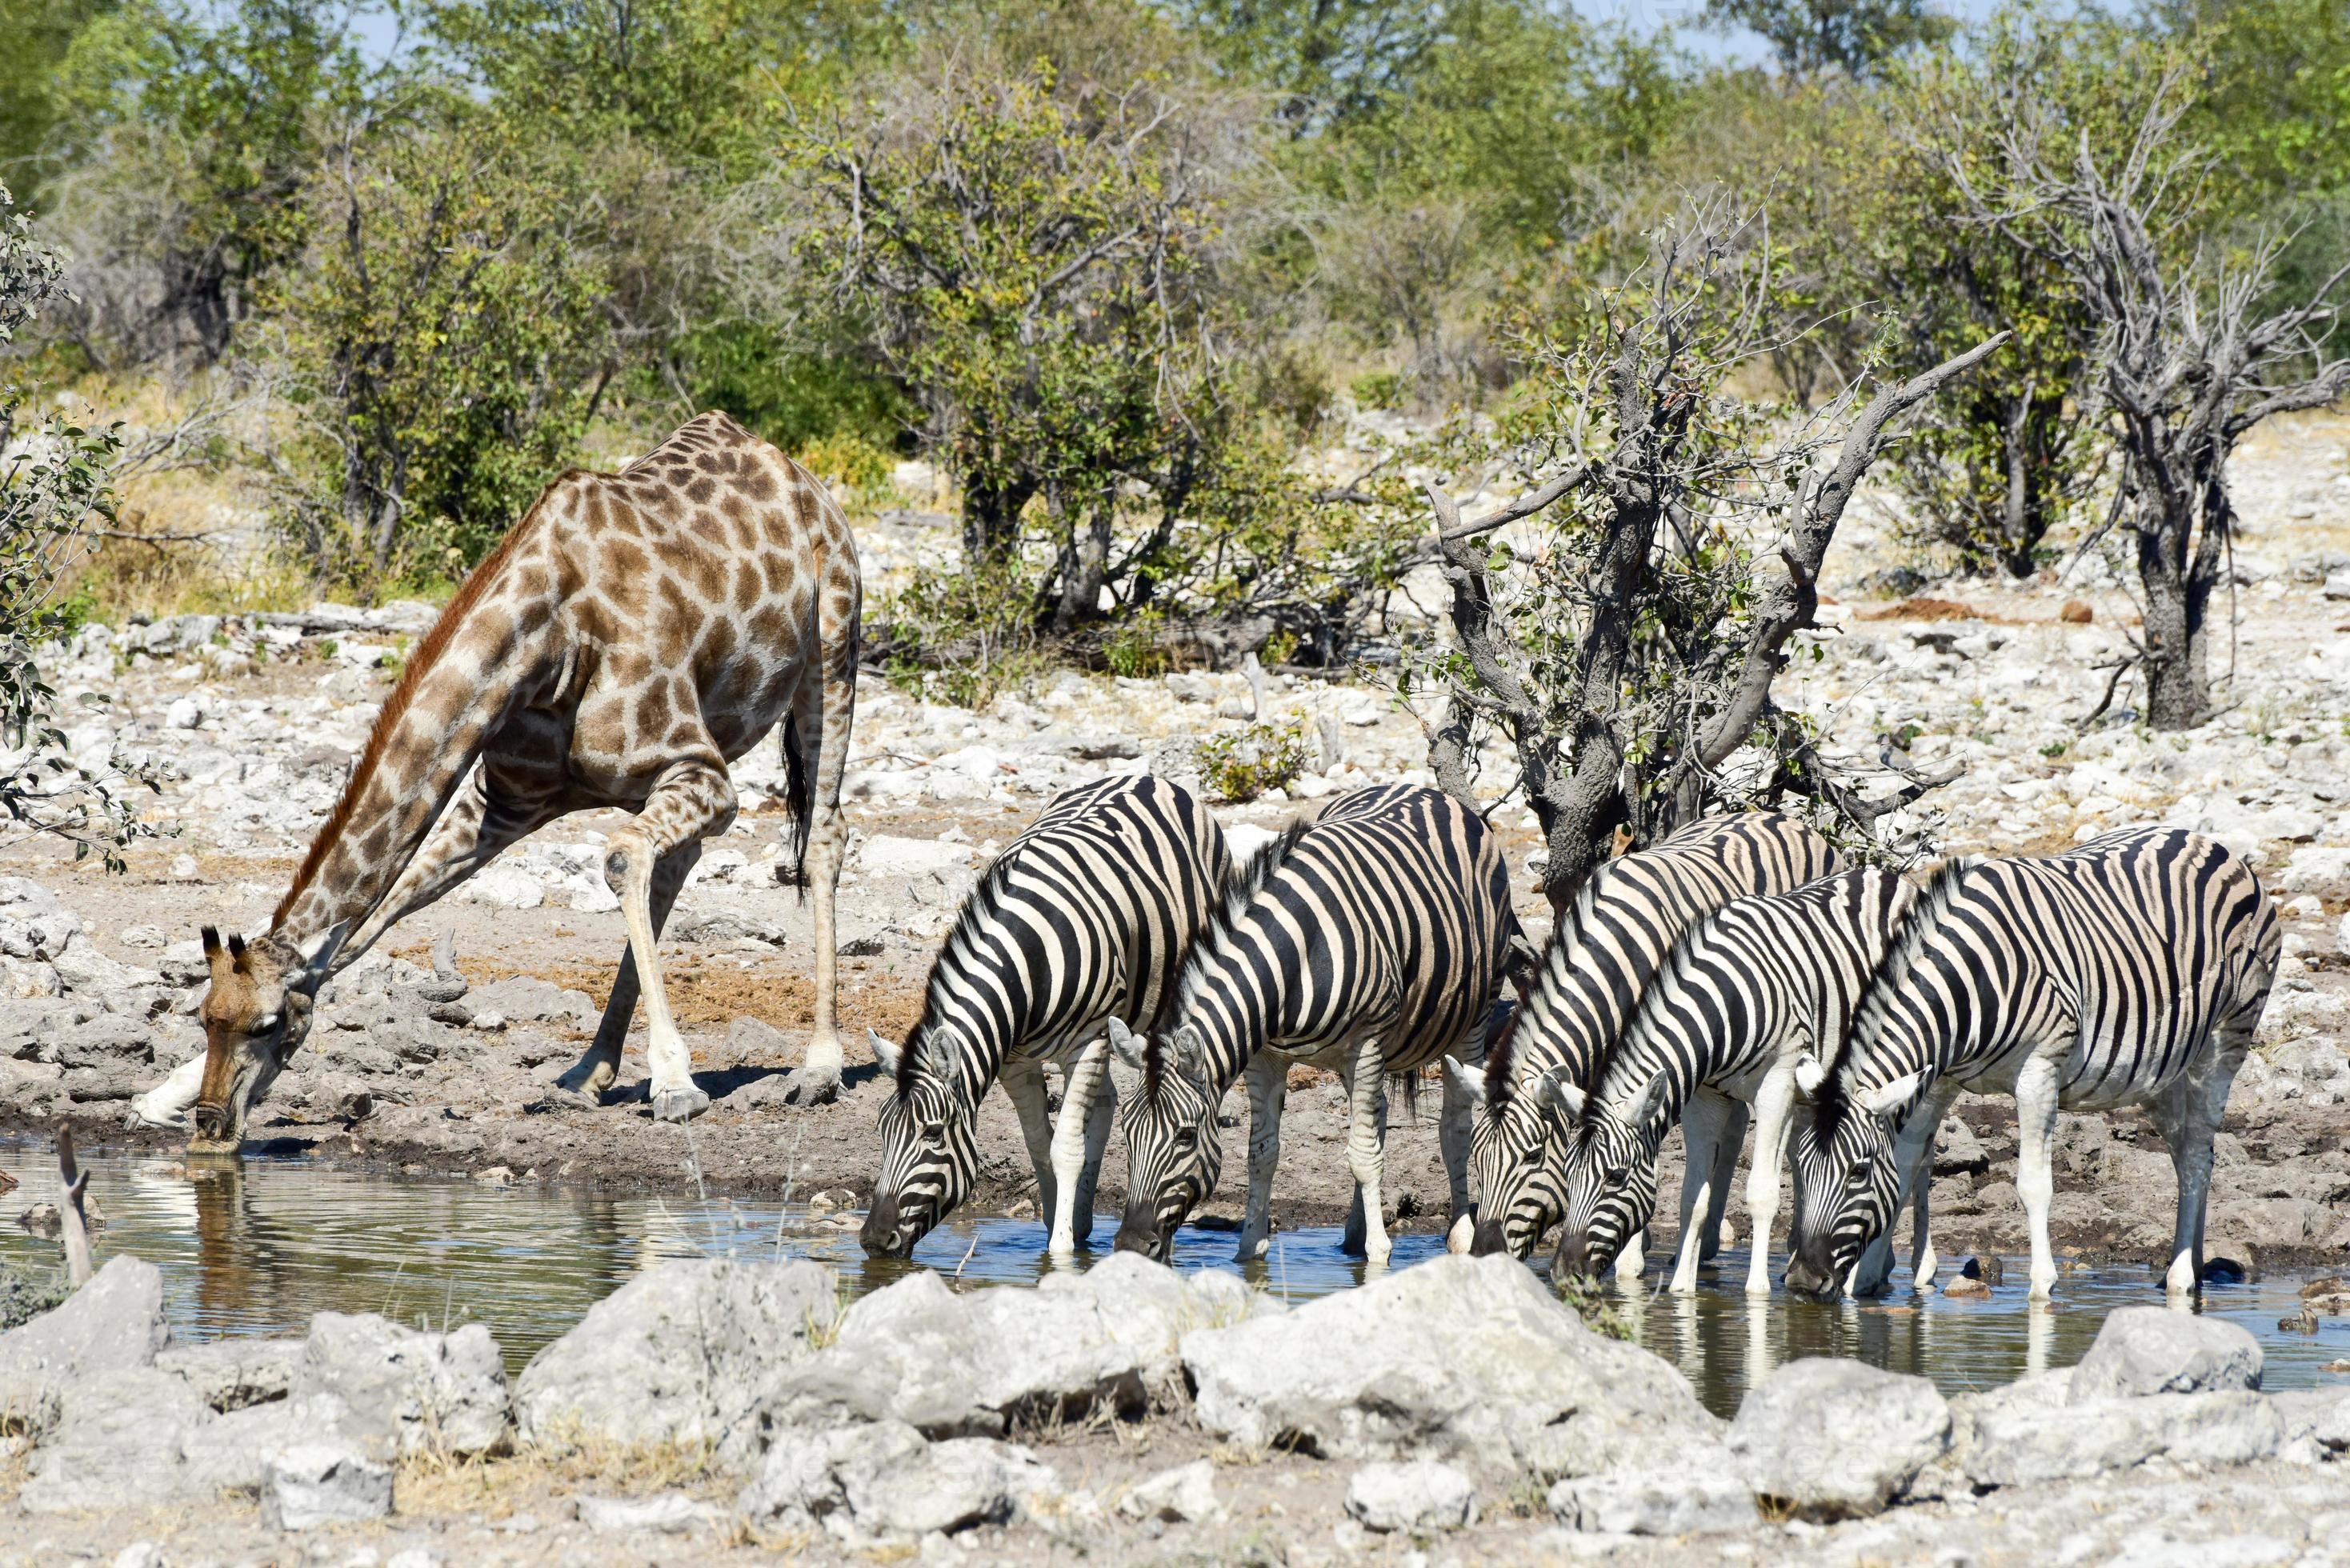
(1341, 1040, 1392, 1264)
(558, 844, 697, 1103)
(607, 758, 737, 1124)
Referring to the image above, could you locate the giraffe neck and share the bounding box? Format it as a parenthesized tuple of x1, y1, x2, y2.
(270, 522, 550, 971)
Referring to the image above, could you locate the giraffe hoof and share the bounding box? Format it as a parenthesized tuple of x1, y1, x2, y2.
(784, 1065, 842, 1108)
(652, 1083, 711, 1123)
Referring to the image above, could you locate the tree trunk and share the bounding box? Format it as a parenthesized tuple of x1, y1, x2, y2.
(2136, 534, 2208, 730)
(961, 475, 1033, 564)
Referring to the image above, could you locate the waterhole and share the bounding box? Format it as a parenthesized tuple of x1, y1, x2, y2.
(6, 1142, 2344, 1419)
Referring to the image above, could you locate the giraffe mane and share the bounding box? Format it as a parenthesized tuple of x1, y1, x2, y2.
(271, 486, 562, 932)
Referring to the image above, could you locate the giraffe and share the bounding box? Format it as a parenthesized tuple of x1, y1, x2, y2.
(126, 412, 859, 1152)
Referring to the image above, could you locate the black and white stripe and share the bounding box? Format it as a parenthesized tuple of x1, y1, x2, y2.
(1785, 827, 2279, 1300)
(861, 773, 1231, 1258)
(1451, 811, 1843, 1268)
(1106, 785, 1517, 1262)
(1549, 867, 1912, 1294)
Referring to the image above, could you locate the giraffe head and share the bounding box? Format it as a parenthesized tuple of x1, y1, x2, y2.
(189, 926, 312, 1154)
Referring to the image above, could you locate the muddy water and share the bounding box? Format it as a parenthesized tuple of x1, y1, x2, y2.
(6, 1143, 2346, 1419)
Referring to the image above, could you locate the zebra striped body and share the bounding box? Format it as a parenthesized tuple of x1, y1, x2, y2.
(1552, 867, 1912, 1295)
(1106, 785, 1515, 1263)
(1786, 828, 2279, 1300)
(1454, 812, 1843, 1266)
(861, 774, 1231, 1258)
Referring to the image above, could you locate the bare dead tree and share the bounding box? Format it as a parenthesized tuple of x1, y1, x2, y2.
(1938, 66, 2350, 730)
(1417, 202, 2003, 911)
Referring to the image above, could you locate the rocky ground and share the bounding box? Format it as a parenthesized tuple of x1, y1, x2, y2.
(6, 1244, 2350, 1566)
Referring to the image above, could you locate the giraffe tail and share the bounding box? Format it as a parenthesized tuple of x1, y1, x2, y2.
(779, 531, 861, 895)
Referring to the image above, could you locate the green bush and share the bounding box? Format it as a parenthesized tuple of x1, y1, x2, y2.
(1199, 718, 1311, 802)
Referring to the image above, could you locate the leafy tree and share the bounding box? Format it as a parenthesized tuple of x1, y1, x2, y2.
(1705, 0, 1952, 78)
(787, 9, 1255, 624)
(0, 183, 164, 866)
(0, 0, 120, 187)
(50, 0, 372, 362)
(271, 106, 615, 583)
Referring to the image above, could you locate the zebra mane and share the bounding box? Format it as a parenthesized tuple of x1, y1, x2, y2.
(1587, 887, 1750, 1114)
(1821, 855, 1975, 1126)
(895, 840, 1029, 1098)
(1171, 814, 1315, 1015)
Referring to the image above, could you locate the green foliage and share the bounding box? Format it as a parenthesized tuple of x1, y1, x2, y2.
(1705, 0, 1954, 79)
(667, 320, 909, 461)
(270, 107, 615, 586)
(0, 182, 166, 868)
(1198, 717, 1311, 801)
(1552, 1270, 1631, 1340)
(0, 1257, 71, 1330)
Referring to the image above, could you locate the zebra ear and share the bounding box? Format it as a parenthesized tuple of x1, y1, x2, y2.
(913, 1028, 971, 1112)
(1853, 1070, 1924, 1122)
(1443, 1055, 1486, 1109)
(867, 1028, 903, 1078)
(1619, 1071, 1669, 1132)
(1534, 1070, 1587, 1126)
(1171, 1023, 1208, 1082)
(1792, 1053, 1827, 1098)
(1105, 1017, 1147, 1074)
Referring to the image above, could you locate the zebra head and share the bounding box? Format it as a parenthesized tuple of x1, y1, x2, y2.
(1451, 1054, 1583, 1258)
(1784, 1052, 1922, 1297)
(860, 1025, 980, 1258)
(1552, 1072, 1671, 1278)
(1106, 1016, 1222, 1262)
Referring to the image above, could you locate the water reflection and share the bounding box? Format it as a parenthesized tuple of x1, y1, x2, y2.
(4, 1142, 2345, 1417)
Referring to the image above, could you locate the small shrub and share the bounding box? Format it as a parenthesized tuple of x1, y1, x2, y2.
(1199, 718, 1311, 802)
(1553, 1271, 1631, 1341)
(1350, 370, 1404, 410)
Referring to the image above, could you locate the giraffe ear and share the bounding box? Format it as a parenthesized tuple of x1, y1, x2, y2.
(867, 1028, 903, 1079)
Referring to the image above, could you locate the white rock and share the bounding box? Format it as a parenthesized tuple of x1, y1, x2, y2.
(1119, 1458, 1219, 1522)
(578, 1491, 720, 1534)
(1345, 1461, 1477, 1532)
(1726, 1358, 1950, 1518)
(164, 697, 203, 729)
(1223, 822, 1278, 862)
(261, 1442, 393, 1530)
(462, 863, 546, 910)
(293, 1313, 510, 1458)
(2280, 846, 2350, 898)
(856, 835, 979, 878)
(2068, 1306, 2262, 1400)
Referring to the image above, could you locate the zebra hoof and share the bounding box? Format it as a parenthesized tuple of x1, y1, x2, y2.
(652, 1083, 711, 1123)
(1446, 1214, 1475, 1254)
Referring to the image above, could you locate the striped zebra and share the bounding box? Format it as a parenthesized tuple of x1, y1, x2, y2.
(1445, 812, 1842, 1270)
(1547, 866, 1912, 1297)
(859, 774, 1231, 1259)
(1785, 827, 2279, 1302)
(1104, 785, 1516, 1264)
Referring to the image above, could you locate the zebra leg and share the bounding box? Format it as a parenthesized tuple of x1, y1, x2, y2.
(1340, 1041, 1393, 1262)
(1699, 1096, 1749, 1262)
(1047, 1041, 1110, 1257)
(1744, 1066, 1797, 1298)
(2015, 1053, 2064, 1300)
(1615, 1230, 1646, 1283)
(2154, 1051, 2238, 1298)
(1000, 1057, 1059, 1236)
(1908, 1084, 1959, 1290)
(1671, 1089, 1738, 1294)
(1438, 1042, 1480, 1254)
(1238, 1053, 1288, 1262)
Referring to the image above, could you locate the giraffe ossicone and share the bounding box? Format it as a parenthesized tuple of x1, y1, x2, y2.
(127, 411, 860, 1150)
